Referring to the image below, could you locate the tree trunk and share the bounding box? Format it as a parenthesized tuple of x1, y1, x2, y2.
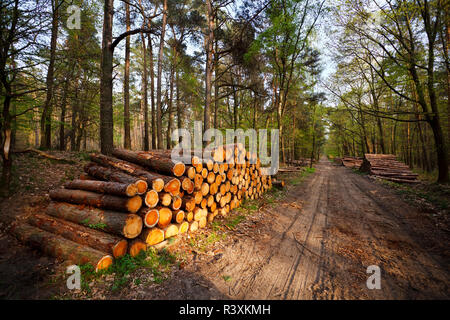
(46, 202, 143, 239)
(148, 34, 157, 149)
(141, 32, 149, 151)
(1, 92, 12, 196)
(204, 0, 214, 134)
(40, 0, 59, 150)
(99, 0, 115, 155)
(166, 63, 175, 149)
(123, 2, 131, 149)
(156, 0, 167, 149)
(59, 75, 70, 151)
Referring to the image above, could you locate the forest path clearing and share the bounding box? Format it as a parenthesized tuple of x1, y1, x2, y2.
(188, 158, 449, 299)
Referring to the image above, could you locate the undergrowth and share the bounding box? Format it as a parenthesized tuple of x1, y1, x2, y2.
(379, 180, 449, 212)
(75, 248, 177, 296)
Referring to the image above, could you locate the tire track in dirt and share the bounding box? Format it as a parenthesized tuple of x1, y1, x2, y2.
(191, 158, 449, 299)
(343, 173, 449, 298)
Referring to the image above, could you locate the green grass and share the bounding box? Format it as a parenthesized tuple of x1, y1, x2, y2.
(188, 229, 227, 252)
(288, 167, 316, 185)
(351, 168, 368, 175)
(87, 222, 108, 231)
(77, 248, 177, 294)
(379, 180, 449, 211)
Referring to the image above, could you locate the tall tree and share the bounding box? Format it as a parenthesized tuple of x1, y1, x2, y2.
(156, 0, 168, 149)
(99, 0, 156, 155)
(40, 0, 60, 150)
(123, 1, 131, 149)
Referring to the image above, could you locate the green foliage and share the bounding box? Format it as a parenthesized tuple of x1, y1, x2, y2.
(77, 248, 177, 294)
(288, 167, 316, 185)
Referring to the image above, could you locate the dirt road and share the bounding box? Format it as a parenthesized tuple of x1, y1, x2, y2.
(189, 158, 449, 299)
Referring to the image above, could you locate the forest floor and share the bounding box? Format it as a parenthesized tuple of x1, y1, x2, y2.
(0, 153, 449, 299)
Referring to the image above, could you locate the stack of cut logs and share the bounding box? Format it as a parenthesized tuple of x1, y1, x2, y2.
(10, 144, 274, 272)
(287, 158, 310, 167)
(341, 156, 363, 169)
(360, 154, 419, 183)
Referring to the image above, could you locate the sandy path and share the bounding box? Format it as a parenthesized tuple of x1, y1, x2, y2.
(192, 158, 449, 299)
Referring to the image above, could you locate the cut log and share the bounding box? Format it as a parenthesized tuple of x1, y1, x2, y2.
(10, 223, 112, 272)
(90, 153, 165, 192)
(84, 163, 148, 194)
(201, 182, 210, 196)
(145, 190, 159, 208)
(206, 159, 214, 171)
(360, 153, 419, 183)
(201, 168, 208, 179)
(194, 173, 203, 190)
(159, 192, 172, 207)
(138, 207, 159, 228)
(27, 213, 128, 258)
(128, 239, 147, 257)
(186, 211, 194, 222)
(206, 195, 214, 207)
(185, 166, 196, 179)
(189, 221, 199, 233)
(181, 177, 194, 194)
(140, 227, 165, 246)
(161, 176, 181, 196)
(46, 202, 142, 239)
(176, 221, 189, 234)
(162, 224, 178, 238)
(209, 182, 218, 195)
(171, 196, 182, 210)
(172, 210, 185, 224)
(49, 189, 142, 213)
(193, 207, 206, 221)
(64, 179, 138, 197)
(198, 216, 207, 229)
(181, 195, 196, 212)
(112, 148, 185, 177)
(156, 207, 173, 228)
(193, 191, 203, 204)
(206, 172, 215, 184)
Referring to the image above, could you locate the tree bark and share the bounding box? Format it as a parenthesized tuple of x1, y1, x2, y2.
(64, 179, 138, 197)
(84, 162, 148, 194)
(46, 202, 143, 239)
(141, 32, 149, 151)
(156, 0, 167, 149)
(28, 213, 128, 258)
(49, 188, 143, 213)
(148, 34, 157, 149)
(112, 148, 185, 177)
(100, 0, 115, 155)
(204, 0, 214, 134)
(11, 223, 113, 271)
(89, 153, 171, 192)
(40, 0, 59, 150)
(123, 1, 131, 149)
